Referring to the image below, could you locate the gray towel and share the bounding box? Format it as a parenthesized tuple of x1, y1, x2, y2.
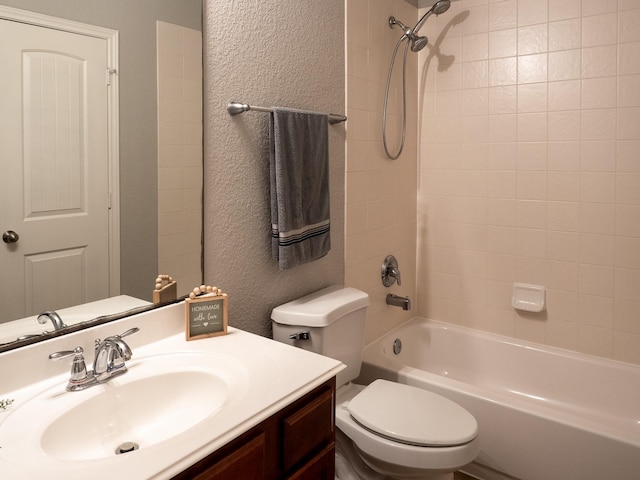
(269, 107, 330, 270)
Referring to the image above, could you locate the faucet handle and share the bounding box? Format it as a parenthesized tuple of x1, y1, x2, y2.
(98, 327, 139, 344)
(49, 346, 84, 361)
(390, 267, 402, 285)
(49, 346, 91, 389)
(95, 328, 139, 354)
(99, 327, 139, 364)
(118, 327, 140, 338)
(113, 327, 139, 361)
(382, 255, 402, 287)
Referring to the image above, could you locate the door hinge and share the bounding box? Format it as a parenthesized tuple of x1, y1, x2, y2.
(106, 68, 117, 86)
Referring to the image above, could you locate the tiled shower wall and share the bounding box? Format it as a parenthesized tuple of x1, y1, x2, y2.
(157, 21, 203, 298)
(417, 0, 640, 364)
(346, 0, 419, 344)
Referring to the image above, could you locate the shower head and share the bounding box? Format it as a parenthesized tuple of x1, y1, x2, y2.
(413, 0, 451, 35)
(410, 35, 429, 52)
(388, 17, 430, 52)
(389, 0, 451, 52)
(432, 0, 452, 15)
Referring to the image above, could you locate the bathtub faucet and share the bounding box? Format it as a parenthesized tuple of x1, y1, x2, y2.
(386, 294, 411, 311)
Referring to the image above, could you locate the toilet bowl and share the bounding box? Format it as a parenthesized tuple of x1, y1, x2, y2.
(271, 286, 479, 480)
(335, 382, 478, 480)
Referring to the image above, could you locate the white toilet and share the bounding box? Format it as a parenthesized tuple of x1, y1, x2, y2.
(271, 286, 479, 480)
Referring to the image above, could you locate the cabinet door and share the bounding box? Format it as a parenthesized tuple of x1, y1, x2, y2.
(192, 432, 266, 480)
(287, 443, 335, 480)
(171, 378, 336, 480)
(282, 386, 334, 471)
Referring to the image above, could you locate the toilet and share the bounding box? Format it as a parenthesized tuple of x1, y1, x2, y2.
(271, 285, 479, 480)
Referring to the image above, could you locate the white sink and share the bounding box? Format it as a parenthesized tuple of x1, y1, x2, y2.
(0, 351, 249, 462)
(0, 304, 344, 480)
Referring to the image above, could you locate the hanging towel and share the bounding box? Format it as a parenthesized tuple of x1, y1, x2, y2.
(269, 107, 331, 270)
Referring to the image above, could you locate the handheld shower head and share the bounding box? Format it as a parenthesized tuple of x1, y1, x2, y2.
(413, 0, 451, 35)
(432, 0, 452, 15)
(389, 17, 430, 52)
(411, 35, 429, 52)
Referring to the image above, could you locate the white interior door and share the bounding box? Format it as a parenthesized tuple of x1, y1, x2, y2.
(0, 18, 111, 320)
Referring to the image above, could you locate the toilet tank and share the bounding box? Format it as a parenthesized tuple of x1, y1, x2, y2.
(271, 286, 370, 387)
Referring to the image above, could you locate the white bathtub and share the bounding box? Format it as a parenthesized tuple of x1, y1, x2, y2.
(357, 317, 640, 480)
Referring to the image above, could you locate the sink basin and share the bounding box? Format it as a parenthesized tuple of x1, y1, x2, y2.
(42, 370, 228, 460)
(0, 352, 249, 462)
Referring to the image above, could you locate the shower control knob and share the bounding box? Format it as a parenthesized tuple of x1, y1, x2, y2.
(382, 255, 402, 287)
(2, 230, 19, 244)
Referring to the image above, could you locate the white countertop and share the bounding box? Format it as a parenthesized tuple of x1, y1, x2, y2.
(0, 302, 344, 479)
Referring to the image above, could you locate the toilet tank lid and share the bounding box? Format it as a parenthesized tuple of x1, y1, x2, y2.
(271, 285, 370, 327)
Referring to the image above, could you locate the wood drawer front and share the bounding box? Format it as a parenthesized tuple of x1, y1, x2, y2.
(192, 432, 266, 480)
(286, 443, 335, 480)
(282, 386, 334, 471)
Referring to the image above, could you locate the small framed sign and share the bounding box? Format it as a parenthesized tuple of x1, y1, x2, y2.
(185, 293, 228, 341)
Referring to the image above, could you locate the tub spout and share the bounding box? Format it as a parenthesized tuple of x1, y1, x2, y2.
(386, 294, 411, 311)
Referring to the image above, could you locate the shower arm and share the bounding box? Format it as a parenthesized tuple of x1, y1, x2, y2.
(388, 17, 412, 38)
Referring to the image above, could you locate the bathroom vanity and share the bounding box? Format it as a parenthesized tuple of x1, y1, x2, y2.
(0, 303, 343, 479)
(173, 377, 336, 479)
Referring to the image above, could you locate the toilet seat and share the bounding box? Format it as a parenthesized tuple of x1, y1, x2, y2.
(335, 382, 479, 473)
(347, 379, 477, 447)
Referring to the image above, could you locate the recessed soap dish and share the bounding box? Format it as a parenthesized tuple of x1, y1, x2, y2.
(511, 283, 546, 313)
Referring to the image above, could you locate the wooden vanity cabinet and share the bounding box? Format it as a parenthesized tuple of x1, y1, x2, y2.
(172, 377, 336, 480)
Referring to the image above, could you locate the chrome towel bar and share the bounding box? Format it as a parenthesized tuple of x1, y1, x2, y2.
(227, 101, 347, 124)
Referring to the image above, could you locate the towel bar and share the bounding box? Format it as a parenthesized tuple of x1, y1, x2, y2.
(227, 101, 347, 124)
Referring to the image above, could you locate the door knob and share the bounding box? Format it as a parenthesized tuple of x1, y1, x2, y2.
(2, 230, 19, 244)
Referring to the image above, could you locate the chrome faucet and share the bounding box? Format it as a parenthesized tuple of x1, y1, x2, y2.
(93, 330, 136, 381)
(37, 310, 67, 331)
(386, 294, 411, 311)
(49, 327, 139, 391)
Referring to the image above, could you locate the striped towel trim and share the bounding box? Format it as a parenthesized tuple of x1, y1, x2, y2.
(272, 219, 330, 247)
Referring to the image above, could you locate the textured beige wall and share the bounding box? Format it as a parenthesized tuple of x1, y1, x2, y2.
(417, 0, 640, 365)
(203, 0, 345, 336)
(345, 0, 419, 344)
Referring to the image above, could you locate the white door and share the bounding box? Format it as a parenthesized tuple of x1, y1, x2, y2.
(0, 18, 111, 320)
